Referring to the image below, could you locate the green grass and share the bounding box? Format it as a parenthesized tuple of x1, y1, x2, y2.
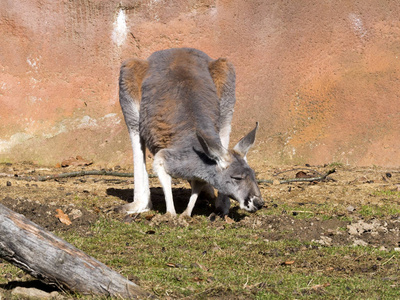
(373, 190, 400, 198)
(358, 204, 400, 218)
(264, 201, 353, 222)
(360, 189, 400, 218)
(1, 215, 398, 299)
(0, 264, 23, 285)
(1, 194, 398, 299)
(49, 217, 399, 299)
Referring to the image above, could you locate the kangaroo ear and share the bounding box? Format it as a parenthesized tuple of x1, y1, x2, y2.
(233, 122, 258, 159)
(197, 131, 230, 169)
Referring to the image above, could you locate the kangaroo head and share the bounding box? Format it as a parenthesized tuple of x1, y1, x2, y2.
(197, 123, 264, 212)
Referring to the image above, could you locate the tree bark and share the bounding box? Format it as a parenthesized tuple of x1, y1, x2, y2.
(0, 203, 154, 299)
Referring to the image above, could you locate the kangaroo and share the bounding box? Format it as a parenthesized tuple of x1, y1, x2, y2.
(119, 48, 263, 217)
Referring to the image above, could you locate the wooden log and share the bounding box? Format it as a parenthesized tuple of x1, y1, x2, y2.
(0, 203, 154, 299)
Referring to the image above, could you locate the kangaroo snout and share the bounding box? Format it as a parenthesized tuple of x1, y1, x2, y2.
(253, 197, 264, 210)
(243, 195, 264, 212)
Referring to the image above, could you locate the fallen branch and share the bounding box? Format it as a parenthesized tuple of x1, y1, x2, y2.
(1, 168, 335, 185)
(35, 170, 138, 182)
(258, 169, 336, 185)
(273, 167, 324, 177)
(381, 254, 395, 266)
(0, 203, 154, 299)
(2, 170, 156, 182)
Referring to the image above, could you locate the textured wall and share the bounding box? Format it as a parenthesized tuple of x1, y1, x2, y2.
(0, 0, 399, 167)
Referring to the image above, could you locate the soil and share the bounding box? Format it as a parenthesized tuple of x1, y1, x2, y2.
(0, 162, 399, 297)
(1, 162, 399, 248)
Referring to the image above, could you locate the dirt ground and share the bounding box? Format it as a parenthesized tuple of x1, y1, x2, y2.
(1, 162, 399, 248)
(0, 162, 399, 298)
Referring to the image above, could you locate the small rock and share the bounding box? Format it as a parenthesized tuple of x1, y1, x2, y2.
(50, 291, 61, 298)
(346, 205, 355, 212)
(352, 239, 368, 247)
(61, 155, 93, 167)
(69, 209, 83, 220)
(394, 247, 400, 252)
(313, 236, 332, 246)
(11, 287, 58, 299)
(295, 171, 311, 178)
(347, 219, 386, 236)
(6, 181, 11, 186)
(272, 179, 281, 185)
(224, 215, 235, 224)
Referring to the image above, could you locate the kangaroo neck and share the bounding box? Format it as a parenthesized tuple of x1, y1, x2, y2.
(162, 146, 220, 186)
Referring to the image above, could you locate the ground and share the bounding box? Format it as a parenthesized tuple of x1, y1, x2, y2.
(0, 162, 399, 299)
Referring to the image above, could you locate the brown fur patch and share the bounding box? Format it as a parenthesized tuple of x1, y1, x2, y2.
(168, 51, 205, 93)
(148, 106, 175, 153)
(120, 58, 149, 103)
(208, 58, 233, 98)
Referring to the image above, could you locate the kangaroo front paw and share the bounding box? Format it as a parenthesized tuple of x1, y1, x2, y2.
(215, 206, 229, 217)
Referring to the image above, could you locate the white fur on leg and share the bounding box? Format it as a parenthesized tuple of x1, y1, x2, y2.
(153, 151, 176, 216)
(215, 193, 230, 216)
(182, 180, 205, 217)
(140, 139, 150, 199)
(124, 132, 152, 214)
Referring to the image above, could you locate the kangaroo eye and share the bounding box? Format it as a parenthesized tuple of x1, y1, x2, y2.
(231, 174, 245, 181)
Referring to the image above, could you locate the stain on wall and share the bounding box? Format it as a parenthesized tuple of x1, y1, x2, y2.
(0, 0, 399, 167)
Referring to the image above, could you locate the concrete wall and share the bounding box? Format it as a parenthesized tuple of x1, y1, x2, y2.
(1, 0, 399, 167)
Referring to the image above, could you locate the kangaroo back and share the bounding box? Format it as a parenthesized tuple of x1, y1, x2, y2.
(140, 48, 222, 155)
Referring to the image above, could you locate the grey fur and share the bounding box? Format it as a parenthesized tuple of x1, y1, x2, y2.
(119, 48, 263, 216)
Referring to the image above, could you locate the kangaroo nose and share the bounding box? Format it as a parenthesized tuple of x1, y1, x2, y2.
(254, 197, 264, 210)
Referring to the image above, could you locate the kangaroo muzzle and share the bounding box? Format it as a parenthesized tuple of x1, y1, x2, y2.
(243, 195, 264, 212)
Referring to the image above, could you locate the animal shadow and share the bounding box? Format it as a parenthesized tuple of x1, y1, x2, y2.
(0, 280, 60, 293)
(106, 187, 215, 216)
(106, 187, 249, 220)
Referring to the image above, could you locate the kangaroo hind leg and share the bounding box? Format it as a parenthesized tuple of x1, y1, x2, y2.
(119, 59, 151, 213)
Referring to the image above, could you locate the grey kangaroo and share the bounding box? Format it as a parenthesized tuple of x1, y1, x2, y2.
(119, 48, 263, 217)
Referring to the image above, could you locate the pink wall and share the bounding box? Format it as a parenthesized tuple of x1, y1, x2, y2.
(1, 0, 399, 167)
